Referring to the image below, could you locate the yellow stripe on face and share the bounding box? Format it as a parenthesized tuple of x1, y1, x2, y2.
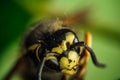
(28, 44, 40, 51)
(65, 32, 75, 45)
(60, 57, 69, 69)
(28, 44, 41, 61)
(51, 32, 75, 54)
(45, 55, 57, 61)
(51, 46, 63, 54)
(61, 69, 76, 75)
(36, 45, 41, 61)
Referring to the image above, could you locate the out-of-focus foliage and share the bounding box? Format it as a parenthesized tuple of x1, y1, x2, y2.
(0, 0, 120, 80)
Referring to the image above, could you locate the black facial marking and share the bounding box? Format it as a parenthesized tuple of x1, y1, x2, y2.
(74, 60, 75, 63)
(66, 42, 70, 50)
(73, 68, 76, 71)
(68, 59, 72, 63)
(68, 65, 70, 67)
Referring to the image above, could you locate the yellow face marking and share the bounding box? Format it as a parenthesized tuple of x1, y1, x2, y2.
(59, 50, 80, 75)
(68, 51, 80, 68)
(61, 69, 76, 75)
(51, 46, 63, 54)
(45, 55, 57, 61)
(65, 32, 75, 45)
(28, 44, 40, 51)
(60, 57, 69, 69)
(52, 32, 75, 54)
(28, 44, 41, 61)
(36, 45, 41, 61)
(61, 41, 66, 50)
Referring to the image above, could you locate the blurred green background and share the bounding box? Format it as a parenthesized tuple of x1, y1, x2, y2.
(0, 0, 120, 80)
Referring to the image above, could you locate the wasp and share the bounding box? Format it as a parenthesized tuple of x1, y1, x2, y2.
(4, 11, 105, 80)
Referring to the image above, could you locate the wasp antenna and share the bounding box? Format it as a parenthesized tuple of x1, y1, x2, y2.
(71, 42, 106, 68)
(84, 45, 106, 68)
(38, 57, 46, 80)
